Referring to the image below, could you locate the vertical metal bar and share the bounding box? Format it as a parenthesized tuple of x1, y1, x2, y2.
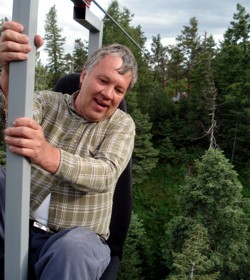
(5, 0, 39, 279)
(88, 25, 103, 57)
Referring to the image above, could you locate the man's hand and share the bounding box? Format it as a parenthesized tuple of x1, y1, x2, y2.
(4, 118, 60, 174)
(0, 21, 43, 72)
(0, 21, 43, 95)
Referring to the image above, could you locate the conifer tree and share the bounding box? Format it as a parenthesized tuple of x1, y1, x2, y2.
(167, 224, 219, 280)
(72, 38, 88, 72)
(163, 148, 250, 279)
(150, 34, 169, 87)
(176, 17, 201, 90)
(167, 45, 186, 97)
(183, 33, 217, 144)
(117, 213, 148, 280)
(213, 4, 250, 171)
(35, 52, 50, 90)
(126, 91, 159, 184)
(44, 5, 66, 88)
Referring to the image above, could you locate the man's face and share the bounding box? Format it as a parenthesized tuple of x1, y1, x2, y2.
(74, 54, 132, 122)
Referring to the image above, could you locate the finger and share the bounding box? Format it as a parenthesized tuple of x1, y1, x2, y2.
(5, 135, 35, 148)
(0, 51, 28, 64)
(5, 120, 40, 139)
(5, 127, 35, 140)
(2, 21, 24, 33)
(13, 118, 40, 130)
(1, 29, 29, 45)
(8, 144, 34, 159)
(0, 40, 30, 53)
(4, 129, 33, 143)
(7, 137, 43, 163)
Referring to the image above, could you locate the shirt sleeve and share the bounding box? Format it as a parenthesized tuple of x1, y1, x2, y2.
(55, 112, 135, 193)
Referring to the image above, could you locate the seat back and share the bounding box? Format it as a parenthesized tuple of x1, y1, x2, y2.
(54, 73, 133, 260)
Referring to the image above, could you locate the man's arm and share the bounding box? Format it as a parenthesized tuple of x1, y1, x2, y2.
(0, 21, 58, 173)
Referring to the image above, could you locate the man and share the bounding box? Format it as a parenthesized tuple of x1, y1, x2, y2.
(0, 21, 137, 279)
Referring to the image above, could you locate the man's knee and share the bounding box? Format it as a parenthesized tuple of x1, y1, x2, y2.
(35, 227, 110, 279)
(53, 227, 110, 262)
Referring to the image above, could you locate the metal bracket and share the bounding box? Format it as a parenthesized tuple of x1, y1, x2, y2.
(71, 2, 103, 56)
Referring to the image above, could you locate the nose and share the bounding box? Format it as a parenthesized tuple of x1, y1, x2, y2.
(101, 87, 113, 100)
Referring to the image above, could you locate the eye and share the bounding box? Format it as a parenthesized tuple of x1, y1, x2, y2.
(99, 77, 107, 84)
(115, 88, 125, 96)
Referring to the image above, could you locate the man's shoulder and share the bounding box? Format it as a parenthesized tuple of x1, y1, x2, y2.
(33, 91, 73, 110)
(114, 108, 133, 120)
(34, 90, 65, 102)
(110, 108, 135, 129)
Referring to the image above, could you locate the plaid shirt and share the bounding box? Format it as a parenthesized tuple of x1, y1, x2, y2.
(28, 90, 135, 239)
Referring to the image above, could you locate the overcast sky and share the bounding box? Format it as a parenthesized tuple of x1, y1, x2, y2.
(1, 0, 250, 62)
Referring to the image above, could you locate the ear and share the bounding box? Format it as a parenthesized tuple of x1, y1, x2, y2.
(80, 69, 87, 84)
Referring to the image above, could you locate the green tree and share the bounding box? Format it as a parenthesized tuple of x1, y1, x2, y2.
(35, 52, 50, 90)
(102, 0, 146, 50)
(126, 91, 159, 185)
(213, 4, 250, 174)
(167, 45, 186, 97)
(72, 38, 88, 72)
(149, 18, 218, 169)
(163, 148, 250, 279)
(176, 17, 201, 91)
(173, 18, 218, 149)
(63, 52, 74, 73)
(134, 164, 184, 280)
(150, 34, 169, 87)
(117, 213, 148, 280)
(167, 224, 219, 280)
(44, 5, 66, 88)
(181, 33, 217, 145)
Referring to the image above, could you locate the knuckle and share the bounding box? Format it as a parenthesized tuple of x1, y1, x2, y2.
(2, 30, 14, 41)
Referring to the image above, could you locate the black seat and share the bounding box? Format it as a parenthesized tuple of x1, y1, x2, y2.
(54, 73, 133, 280)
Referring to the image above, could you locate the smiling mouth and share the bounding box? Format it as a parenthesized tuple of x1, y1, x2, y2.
(95, 98, 108, 108)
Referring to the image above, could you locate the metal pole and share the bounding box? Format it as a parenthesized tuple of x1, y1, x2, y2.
(5, 0, 39, 279)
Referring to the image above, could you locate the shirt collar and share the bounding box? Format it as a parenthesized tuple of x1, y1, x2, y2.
(68, 91, 89, 123)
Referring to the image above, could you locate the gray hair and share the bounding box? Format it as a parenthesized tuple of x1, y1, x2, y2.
(84, 44, 138, 90)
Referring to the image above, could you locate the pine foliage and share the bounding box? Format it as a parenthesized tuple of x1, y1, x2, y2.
(163, 148, 249, 279)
